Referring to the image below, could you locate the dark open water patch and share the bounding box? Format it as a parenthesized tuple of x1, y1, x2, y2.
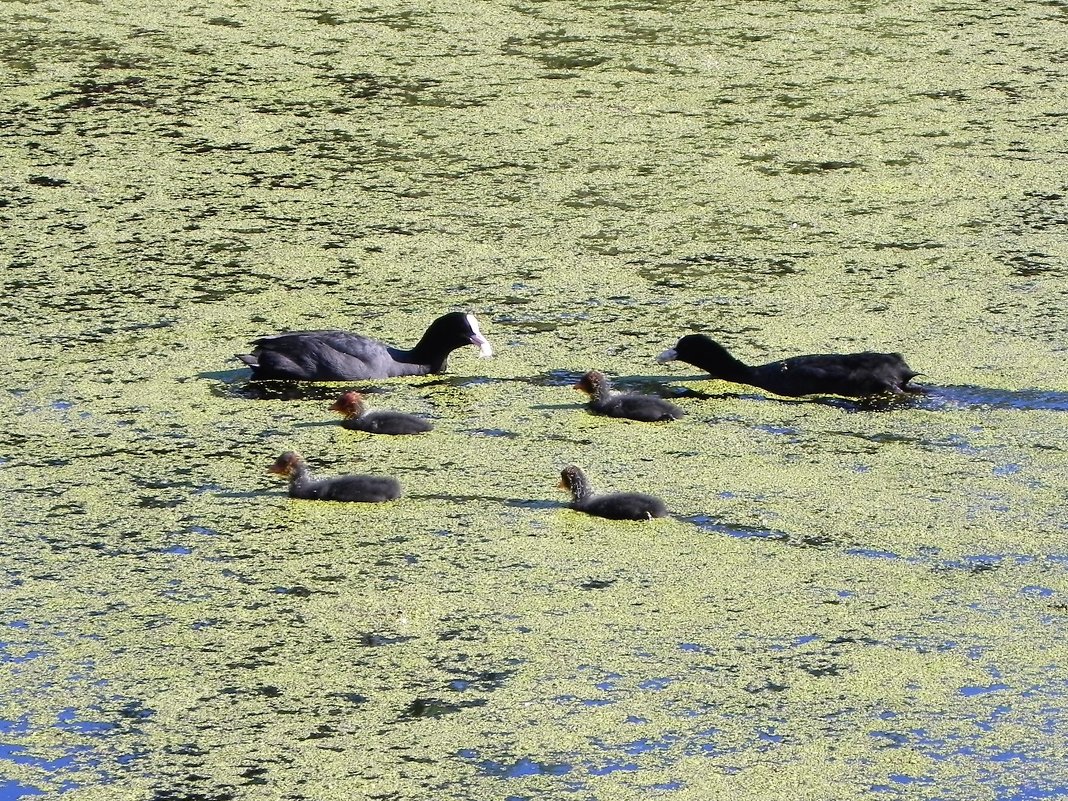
(358, 632, 413, 648)
(453, 650, 1068, 795)
(465, 428, 519, 439)
(1000, 250, 1063, 277)
(458, 750, 572, 778)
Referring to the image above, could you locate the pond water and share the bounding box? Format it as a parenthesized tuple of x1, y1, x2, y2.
(2, 0, 1066, 799)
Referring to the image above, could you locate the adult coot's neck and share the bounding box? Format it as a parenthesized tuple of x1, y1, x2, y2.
(677, 335, 753, 383)
(406, 312, 475, 373)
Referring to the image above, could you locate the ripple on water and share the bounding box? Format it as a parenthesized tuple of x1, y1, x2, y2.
(705, 385, 1068, 414)
(916, 385, 1068, 413)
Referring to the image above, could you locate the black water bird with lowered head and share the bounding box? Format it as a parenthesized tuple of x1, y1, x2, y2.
(657, 334, 923, 398)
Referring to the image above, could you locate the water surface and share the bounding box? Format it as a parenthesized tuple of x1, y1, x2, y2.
(1, 0, 1066, 799)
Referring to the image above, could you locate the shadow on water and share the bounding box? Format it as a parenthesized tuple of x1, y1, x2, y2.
(204, 368, 715, 403)
(528, 370, 712, 400)
(399, 696, 487, 720)
(611, 374, 716, 400)
(683, 514, 791, 543)
(196, 370, 386, 402)
(232, 383, 375, 402)
(531, 401, 585, 411)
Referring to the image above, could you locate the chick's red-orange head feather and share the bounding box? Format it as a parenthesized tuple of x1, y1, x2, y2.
(269, 451, 302, 475)
(330, 391, 364, 416)
(573, 370, 605, 395)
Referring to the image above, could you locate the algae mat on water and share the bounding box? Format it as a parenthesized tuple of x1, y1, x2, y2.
(1, 0, 1067, 798)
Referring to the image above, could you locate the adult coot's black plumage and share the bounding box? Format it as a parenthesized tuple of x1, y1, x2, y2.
(574, 370, 684, 422)
(269, 451, 402, 502)
(330, 391, 433, 435)
(238, 312, 493, 381)
(558, 465, 668, 521)
(657, 334, 923, 398)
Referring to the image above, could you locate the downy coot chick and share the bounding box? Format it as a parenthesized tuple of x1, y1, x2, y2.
(574, 370, 684, 422)
(330, 391, 433, 435)
(657, 334, 922, 398)
(269, 451, 402, 502)
(238, 311, 493, 381)
(558, 465, 668, 521)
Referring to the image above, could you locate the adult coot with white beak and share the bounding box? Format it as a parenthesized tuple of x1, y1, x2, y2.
(238, 312, 493, 381)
